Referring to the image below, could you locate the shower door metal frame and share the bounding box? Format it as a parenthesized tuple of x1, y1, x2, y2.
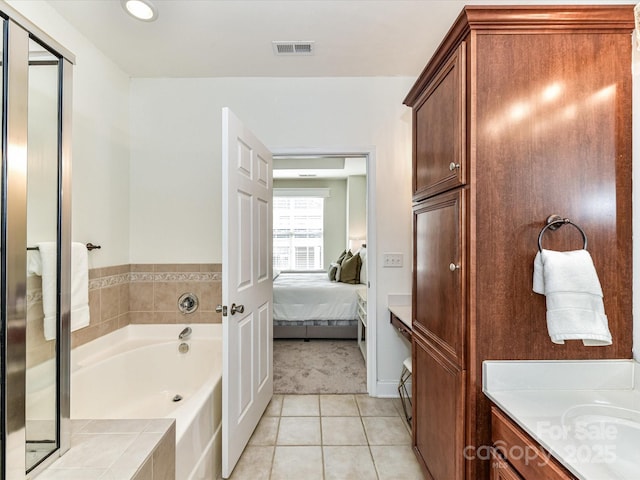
(0, 2, 75, 478)
(3, 17, 29, 480)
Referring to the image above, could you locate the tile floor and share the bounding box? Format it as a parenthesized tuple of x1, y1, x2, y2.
(227, 394, 424, 480)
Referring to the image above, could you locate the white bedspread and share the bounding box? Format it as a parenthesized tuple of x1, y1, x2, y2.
(273, 273, 361, 321)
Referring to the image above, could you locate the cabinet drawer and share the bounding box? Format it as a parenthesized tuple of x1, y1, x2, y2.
(358, 303, 367, 326)
(390, 311, 411, 341)
(491, 407, 575, 480)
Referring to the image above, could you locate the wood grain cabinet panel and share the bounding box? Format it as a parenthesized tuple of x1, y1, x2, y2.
(491, 408, 575, 480)
(413, 189, 465, 366)
(405, 6, 633, 480)
(413, 333, 465, 480)
(413, 43, 466, 201)
(490, 450, 523, 480)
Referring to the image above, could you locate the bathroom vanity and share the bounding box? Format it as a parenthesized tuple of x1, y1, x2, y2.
(484, 360, 640, 480)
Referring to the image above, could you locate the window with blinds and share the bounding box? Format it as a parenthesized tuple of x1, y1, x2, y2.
(273, 196, 324, 271)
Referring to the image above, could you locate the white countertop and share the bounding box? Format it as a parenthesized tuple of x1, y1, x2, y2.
(483, 360, 640, 480)
(389, 305, 411, 329)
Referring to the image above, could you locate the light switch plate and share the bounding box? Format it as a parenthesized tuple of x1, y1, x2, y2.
(383, 253, 403, 268)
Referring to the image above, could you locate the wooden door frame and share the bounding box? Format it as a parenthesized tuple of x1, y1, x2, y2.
(271, 146, 377, 395)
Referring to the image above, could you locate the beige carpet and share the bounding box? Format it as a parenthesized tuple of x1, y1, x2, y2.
(274, 339, 367, 394)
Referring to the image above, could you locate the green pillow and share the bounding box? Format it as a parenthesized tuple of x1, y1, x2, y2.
(336, 249, 347, 264)
(328, 263, 339, 281)
(339, 252, 361, 284)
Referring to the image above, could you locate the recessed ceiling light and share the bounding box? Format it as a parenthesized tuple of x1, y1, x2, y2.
(121, 0, 158, 22)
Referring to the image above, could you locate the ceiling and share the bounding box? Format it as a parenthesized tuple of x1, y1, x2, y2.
(273, 156, 366, 179)
(45, 1, 633, 178)
(47, 0, 632, 79)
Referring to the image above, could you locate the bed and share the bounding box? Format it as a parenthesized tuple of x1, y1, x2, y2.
(273, 272, 362, 339)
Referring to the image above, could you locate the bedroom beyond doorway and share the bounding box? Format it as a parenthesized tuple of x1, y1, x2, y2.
(272, 150, 373, 395)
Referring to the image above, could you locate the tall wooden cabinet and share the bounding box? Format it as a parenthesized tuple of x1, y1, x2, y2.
(404, 6, 634, 480)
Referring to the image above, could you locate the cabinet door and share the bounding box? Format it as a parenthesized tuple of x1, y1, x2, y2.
(413, 333, 465, 480)
(413, 42, 466, 200)
(491, 408, 576, 480)
(490, 450, 523, 480)
(413, 189, 465, 366)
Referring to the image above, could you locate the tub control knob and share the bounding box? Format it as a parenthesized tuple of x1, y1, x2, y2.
(178, 293, 199, 314)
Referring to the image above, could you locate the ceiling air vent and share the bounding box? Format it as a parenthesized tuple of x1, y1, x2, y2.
(272, 41, 315, 56)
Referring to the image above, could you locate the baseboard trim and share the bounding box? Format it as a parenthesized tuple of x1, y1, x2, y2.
(374, 380, 401, 398)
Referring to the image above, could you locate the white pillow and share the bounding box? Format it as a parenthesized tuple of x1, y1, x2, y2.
(358, 248, 367, 284)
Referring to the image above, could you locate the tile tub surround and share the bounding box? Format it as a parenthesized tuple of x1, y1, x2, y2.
(128, 264, 222, 326)
(483, 360, 640, 480)
(26, 263, 222, 356)
(33, 418, 175, 480)
(72, 263, 222, 348)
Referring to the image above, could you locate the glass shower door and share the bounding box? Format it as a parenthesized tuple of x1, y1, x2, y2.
(25, 37, 61, 472)
(0, 4, 73, 478)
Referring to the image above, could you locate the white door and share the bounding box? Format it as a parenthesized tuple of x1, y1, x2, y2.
(221, 107, 273, 478)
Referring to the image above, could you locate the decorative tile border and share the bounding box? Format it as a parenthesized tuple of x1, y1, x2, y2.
(129, 272, 221, 283)
(89, 272, 129, 291)
(88, 271, 221, 291)
(27, 289, 43, 305)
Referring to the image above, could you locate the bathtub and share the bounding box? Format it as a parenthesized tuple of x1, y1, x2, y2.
(70, 324, 222, 480)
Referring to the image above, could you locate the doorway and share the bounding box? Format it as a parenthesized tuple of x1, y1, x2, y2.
(271, 148, 377, 395)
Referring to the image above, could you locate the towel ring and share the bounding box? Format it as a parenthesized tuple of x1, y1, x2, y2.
(538, 215, 588, 252)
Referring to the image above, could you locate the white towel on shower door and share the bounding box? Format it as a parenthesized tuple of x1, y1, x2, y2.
(39, 242, 90, 340)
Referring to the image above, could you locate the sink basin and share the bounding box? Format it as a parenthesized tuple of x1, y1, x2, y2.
(560, 404, 640, 479)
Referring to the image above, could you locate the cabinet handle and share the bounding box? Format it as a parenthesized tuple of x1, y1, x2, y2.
(449, 263, 460, 272)
(449, 162, 460, 171)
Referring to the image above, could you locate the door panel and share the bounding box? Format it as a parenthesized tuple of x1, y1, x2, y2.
(222, 108, 273, 478)
(257, 303, 270, 388)
(413, 189, 465, 366)
(413, 43, 466, 201)
(413, 333, 465, 480)
(237, 190, 252, 289)
(257, 198, 269, 281)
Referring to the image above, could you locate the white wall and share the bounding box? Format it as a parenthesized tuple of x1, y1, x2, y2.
(7, 0, 131, 269)
(27, 64, 58, 246)
(14, 0, 637, 384)
(6, 2, 417, 393)
(347, 175, 367, 246)
(130, 76, 414, 390)
(273, 178, 347, 271)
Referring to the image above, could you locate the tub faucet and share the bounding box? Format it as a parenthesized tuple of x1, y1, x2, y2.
(178, 326, 192, 340)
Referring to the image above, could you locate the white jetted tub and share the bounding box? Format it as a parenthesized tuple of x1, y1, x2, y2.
(71, 324, 222, 480)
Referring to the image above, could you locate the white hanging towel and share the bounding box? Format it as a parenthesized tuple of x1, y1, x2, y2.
(39, 242, 90, 340)
(533, 249, 611, 346)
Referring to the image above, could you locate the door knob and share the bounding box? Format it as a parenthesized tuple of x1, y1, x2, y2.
(215, 305, 227, 316)
(449, 263, 460, 272)
(449, 162, 460, 171)
(230, 303, 245, 315)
